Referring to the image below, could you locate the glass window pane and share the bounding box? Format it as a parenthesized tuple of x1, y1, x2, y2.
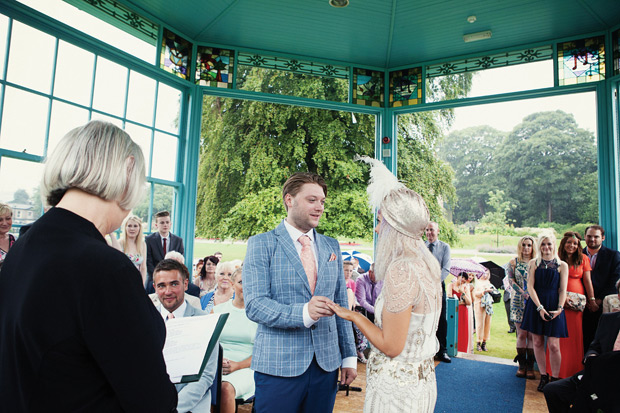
(151, 132, 178, 181)
(0, 15, 9, 80)
(124, 123, 153, 174)
(0, 157, 45, 224)
(151, 183, 175, 229)
(6, 21, 55, 94)
(18, 0, 157, 64)
(53, 41, 94, 106)
(90, 113, 123, 127)
(131, 182, 152, 227)
(0, 87, 48, 155)
(126, 71, 156, 126)
(93, 57, 128, 117)
(155, 83, 181, 134)
(48, 101, 89, 155)
(237, 66, 349, 102)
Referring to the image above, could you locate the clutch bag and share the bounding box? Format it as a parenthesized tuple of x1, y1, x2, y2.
(566, 291, 586, 312)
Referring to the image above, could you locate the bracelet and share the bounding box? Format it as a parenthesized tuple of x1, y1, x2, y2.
(557, 306, 563, 311)
(589, 297, 596, 301)
(536, 304, 544, 312)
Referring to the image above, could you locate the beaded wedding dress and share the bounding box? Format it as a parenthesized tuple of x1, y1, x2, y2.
(364, 259, 441, 413)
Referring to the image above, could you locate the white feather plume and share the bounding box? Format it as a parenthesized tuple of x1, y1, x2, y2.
(355, 155, 404, 209)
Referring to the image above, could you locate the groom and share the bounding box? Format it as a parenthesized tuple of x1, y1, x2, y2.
(244, 172, 357, 412)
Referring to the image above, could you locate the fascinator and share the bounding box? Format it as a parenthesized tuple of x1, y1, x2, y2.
(356, 156, 430, 239)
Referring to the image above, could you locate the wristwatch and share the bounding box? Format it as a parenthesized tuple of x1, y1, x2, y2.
(589, 297, 596, 301)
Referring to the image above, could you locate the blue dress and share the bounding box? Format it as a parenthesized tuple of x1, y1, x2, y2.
(521, 259, 568, 338)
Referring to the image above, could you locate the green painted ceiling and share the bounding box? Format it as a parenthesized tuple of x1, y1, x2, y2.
(123, 0, 620, 68)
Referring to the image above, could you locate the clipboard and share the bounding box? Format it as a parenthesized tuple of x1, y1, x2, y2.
(163, 312, 229, 384)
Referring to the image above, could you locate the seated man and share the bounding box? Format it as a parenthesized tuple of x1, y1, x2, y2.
(153, 259, 219, 413)
(543, 278, 620, 413)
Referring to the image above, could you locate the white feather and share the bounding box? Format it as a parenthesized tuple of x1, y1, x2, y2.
(355, 155, 404, 209)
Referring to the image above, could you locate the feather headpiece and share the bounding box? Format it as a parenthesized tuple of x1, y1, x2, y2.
(355, 155, 404, 209)
(356, 155, 429, 239)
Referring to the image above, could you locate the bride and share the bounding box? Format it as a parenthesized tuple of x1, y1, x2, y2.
(329, 157, 442, 412)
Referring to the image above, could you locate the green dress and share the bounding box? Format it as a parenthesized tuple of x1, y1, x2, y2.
(213, 300, 258, 401)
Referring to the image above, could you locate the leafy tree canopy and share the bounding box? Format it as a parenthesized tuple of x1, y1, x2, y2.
(197, 69, 472, 244)
(441, 110, 598, 227)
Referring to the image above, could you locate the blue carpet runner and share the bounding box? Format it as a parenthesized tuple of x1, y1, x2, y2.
(435, 357, 525, 412)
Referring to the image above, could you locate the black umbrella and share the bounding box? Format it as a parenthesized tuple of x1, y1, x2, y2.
(479, 261, 505, 289)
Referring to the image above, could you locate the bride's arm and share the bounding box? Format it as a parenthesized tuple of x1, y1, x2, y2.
(329, 264, 417, 358)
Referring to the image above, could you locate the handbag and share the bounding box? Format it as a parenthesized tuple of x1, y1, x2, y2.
(565, 291, 586, 312)
(489, 288, 502, 304)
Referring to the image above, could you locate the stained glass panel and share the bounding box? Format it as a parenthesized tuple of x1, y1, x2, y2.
(353, 68, 384, 107)
(160, 29, 192, 80)
(613, 29, 619, 77)
(557, 36, 605, 86)
(390, 67, 422, 107)
(196, 46, 234, 88)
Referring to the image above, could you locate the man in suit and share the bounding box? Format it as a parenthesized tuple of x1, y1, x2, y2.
(244, 172, 357, 412)
(146, 211, 185, 294)
(425, 221, 452, 363)
(582, 225, 620, 349)
(544, 279, 620, 413)
(153, 259, 218, 413)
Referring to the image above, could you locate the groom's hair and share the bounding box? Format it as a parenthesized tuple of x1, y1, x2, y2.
(282, 172, 327, 211)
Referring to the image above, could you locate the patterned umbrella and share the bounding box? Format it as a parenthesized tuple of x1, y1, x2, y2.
(341, 250, 373, 272)
(449, 258, 487, 278)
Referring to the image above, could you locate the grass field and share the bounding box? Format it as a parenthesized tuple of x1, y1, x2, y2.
(192, 233, 521, 361)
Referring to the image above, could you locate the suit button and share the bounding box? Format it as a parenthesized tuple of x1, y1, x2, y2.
(311, 325, 316, 330)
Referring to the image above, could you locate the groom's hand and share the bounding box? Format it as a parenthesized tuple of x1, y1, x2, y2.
(308, 296, 335, 320)
(340, 367, 357, 385)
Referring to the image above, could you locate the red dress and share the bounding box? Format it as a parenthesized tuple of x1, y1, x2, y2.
(454, 291, 472, 354)
(546, 256, 591, 378)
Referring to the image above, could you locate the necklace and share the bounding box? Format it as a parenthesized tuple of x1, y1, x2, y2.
(541, 258, 554, 269)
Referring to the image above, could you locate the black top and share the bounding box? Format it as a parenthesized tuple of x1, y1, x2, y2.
(0, 207, 177, 412)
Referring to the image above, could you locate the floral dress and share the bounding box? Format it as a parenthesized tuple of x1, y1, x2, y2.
(125, 253, 144, 271)
(509, 259, 529, 323)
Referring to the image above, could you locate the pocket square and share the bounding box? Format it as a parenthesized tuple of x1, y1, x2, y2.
(328, 253, 337, 262)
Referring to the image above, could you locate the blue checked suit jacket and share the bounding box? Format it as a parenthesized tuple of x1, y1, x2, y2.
(244, 221, 356, 377)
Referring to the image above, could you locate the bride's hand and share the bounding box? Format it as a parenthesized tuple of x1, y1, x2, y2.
(327, 302, 355, 321)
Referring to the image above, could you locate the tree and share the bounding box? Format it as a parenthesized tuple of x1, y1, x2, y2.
(196, 69, 472, 242)
(495, 111, 597, 226)
(196, 68, 374, 239)
(397, 73, 473, 244)
(13, 189, 30, 204)
(439, 126, 505, 223)
(479, 190, 515, 246)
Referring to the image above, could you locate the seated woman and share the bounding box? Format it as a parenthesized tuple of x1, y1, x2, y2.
(213, 266, 257, 413)
(201, 261, 235, 313)
(109, 214, 147, 286)
(0, 203, 15, 270)
(447, 272, 473, 354)
(194, 255, 219, 296)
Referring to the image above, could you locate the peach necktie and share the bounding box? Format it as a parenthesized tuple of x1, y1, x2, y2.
(299, 235, 317, 294)
(166, 312, 175, 322)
